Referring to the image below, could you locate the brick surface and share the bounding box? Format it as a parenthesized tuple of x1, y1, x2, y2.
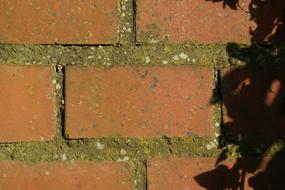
(137, 0, 285, 44)
(0, 65, 55, 142)
(147, 157, 285, 190)
(148, 158, 225, 190)
(0, 161, 133, 190)
(0, 0, 118, 44)
(65, 65, 213, 138)
(221, 65, 285, 137)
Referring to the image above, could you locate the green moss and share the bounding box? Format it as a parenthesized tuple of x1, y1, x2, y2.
(133, 161, 147, 190)
(118, 0, 135, 44)
(0, 44, 225, 67)
(0, 137, 218, 162)
(3, 43, 284, 69)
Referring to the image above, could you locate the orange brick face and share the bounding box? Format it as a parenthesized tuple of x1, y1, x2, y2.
(137, 0, 285, 44)
(0, 161, 133, 190)
(147, 158, 226, 190)
(65, 65, 214, 138)
(0, 0, 118, 44)
(0, 65, 56, 142)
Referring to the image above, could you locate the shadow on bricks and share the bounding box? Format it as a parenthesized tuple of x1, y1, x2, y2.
(195, 0, 285, 189)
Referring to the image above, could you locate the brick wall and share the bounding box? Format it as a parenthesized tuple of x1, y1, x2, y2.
(0, 0, 284, 189)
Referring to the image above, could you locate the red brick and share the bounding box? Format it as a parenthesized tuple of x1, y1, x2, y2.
(0, 161, 133, 190)
(0, 0, 118, 44)
(147, 158, 223, 190)
(147, 157, 285, 190)
(0, 65, 55, 142)
(221, 65, 285, 137)
(65, 65, 213, 138)
(137, 0, 285, 44)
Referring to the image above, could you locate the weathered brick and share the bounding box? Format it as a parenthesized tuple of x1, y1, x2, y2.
(0, 65, 55, 142)
(0, 0, 118, 44)
(137, 0, 285, 44)
(148, 158, 225, 190)
(147, 157, 285, 190)
(0, 161, 133, 190)
(65, 65, 213, 138)
(221, 65, 285, 137)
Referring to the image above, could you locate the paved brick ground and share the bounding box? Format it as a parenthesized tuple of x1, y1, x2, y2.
(0, 0, 284, 189)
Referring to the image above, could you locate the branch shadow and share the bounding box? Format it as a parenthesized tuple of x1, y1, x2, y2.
(195, 0, 285, 189)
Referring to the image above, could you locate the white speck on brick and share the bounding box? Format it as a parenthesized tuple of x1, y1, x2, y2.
(103, 62, 112, 67)
(206, 141, 217, 150)
(215, 132, 219, 137)
(192, 58, 197, 63)
(145, 56, 151, 64)
(172, 55, 179, 61)
(96, 142, 104, 150)
(118, 156, 129, 162)
(162, 60, 168, 65)
(55, 83, 61, 90)
(179, 52, 188, 60)
(150, 39, 159, 44)
(120, 149, 127, 155)
(61, 154, 67, 161)
(215, 122, 220, 127)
